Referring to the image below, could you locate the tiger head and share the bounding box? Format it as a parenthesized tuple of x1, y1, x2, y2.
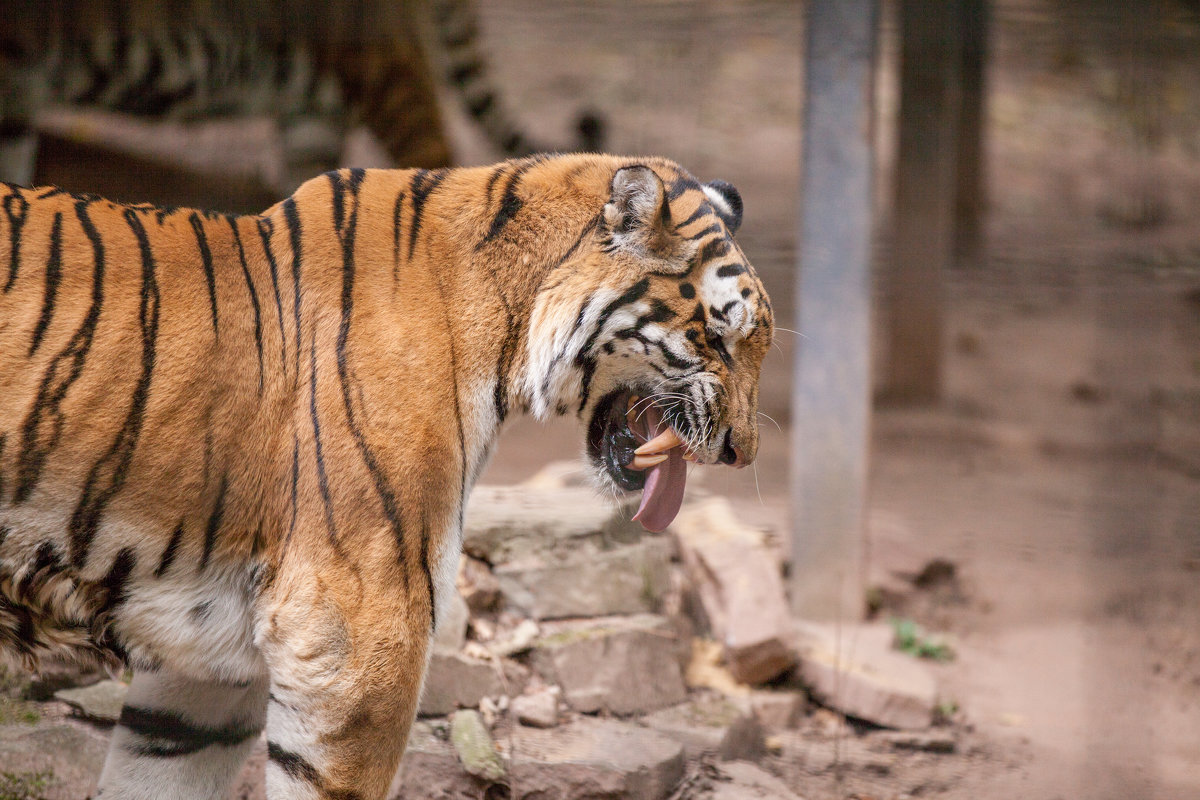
(522, 161, 773, 532)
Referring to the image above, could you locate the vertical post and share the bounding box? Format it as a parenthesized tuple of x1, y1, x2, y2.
(955, 0, 988, 271)
(883, 0, 963, 403)
(790, 0, 878, 620)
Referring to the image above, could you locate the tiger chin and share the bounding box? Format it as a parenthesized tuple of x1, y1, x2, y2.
(0, 154, 772, 800)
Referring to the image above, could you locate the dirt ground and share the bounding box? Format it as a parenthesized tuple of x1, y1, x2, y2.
(22, 0, 1200, 798)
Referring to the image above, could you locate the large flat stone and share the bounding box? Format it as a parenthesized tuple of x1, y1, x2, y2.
(673, 498, 796, 684)
(419, 652, 525, 717)
(55, 679, 128, 724)
(792, 621, 937, 730)
(641, 694, 765, 761)
(392, 717, 686, 799)
(533, 615, 687, 716)
(696, 761, 805, 800)
(495, 538, 672, 620)
(0, 724, 109, 800)
(463, 485, 640, 564)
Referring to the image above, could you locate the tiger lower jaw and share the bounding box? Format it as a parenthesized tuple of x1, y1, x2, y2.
(586, 389, 694, 532)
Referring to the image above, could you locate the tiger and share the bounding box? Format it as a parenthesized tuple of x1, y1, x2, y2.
(0, 153, 771, 800)
(0, 0, 604, 193)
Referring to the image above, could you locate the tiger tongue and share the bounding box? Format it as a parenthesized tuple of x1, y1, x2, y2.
(630, 405, 687, 532)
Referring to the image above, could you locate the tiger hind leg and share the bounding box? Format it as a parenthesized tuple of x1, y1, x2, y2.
(94, 669, 268, 800)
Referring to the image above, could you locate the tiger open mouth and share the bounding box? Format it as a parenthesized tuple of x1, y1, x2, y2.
(587, 389, 695, 532)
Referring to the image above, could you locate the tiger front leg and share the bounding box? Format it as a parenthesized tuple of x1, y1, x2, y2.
(257, 559, 432, 800)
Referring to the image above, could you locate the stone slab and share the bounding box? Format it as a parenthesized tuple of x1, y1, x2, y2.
(55, 679, 128, 724)
(673, 498, 796, 684)
(533, 615, 686, 716)
(495, 538, 672, 620)
(392, 717, 686, 800)
(463, 485, 640, 564)
(792, 621, 937, 730)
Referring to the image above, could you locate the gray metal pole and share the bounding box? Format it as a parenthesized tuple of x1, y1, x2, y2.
(790, 0, 878, 620)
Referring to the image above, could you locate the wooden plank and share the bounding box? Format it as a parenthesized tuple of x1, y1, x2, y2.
(790, 0, 879, 620)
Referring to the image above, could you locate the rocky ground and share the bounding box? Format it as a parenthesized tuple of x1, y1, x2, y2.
(0, 464, 996, 800)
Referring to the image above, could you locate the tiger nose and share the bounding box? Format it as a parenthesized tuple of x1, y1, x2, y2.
(718, 430, 749, 468)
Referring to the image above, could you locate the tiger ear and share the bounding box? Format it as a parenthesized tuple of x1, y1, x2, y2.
(703, 180, 743, 235)
(604, 165, 676, 255)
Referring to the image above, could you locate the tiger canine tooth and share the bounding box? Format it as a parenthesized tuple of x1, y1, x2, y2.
(629, 453, 669, 471)
(634, 428, 683, 456)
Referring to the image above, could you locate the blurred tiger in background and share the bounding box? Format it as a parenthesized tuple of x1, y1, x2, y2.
(0, 0, 604, 195)
(0, 153, 770, 798)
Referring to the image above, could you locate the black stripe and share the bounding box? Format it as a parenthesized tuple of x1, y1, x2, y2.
(329, 170, 410, 562)
(155, 522, 184, 578)
(188, 212, 219, 339)
(716, 263, 746, 278)
(309, 337, 338, 542)
(684, 223, 722, 242)
(420, 512, 436, 634)
(119, 705, 260, 758)
(199, 474, 227, 572)
(493, 309, 519, 423)
(267, 741, 322, 785)
(478, 163, 530, 248)
(68, 209, 160, 568)
(2, 189, 29, 293)
(573, 279, 650, 412)
(28, 212, 64, 356)
(407, 169, 447, 260)
(19, 541, 61, 596)
(256, 217, 289, 381)
(285, 433, 299, 549)
(282, 199, 303, 381)
(96, 547, 137, 617)
(228, 218, 264, 394)
(667, 174, 702, 200)
(391, 191, 405, 282)
(13, 200, 107, 505)
(674, 205, 709, 230)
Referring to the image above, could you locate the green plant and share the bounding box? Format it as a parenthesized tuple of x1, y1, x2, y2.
(0, 698, 40, 726)
(889, 618, 954, 662)
(0, 770, 52, 800)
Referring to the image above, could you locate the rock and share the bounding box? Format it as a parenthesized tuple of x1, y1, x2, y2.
(457, 555, 503, 614)
(419, 652, 518, 717)
(672, 498, 796, 684)
(464, 484, 640, 564)
(685, 638, 750, 697)
(521, 459, 591, 489)
(433, 590, 470, 653)
(25, 662, 104, 701)
(511, 687, 560, 728)
(874, 728, 957, 753)
(642, 694, 765, 761)
(495, 538, 672, 620)
(749, 689, 807, 731)
(489, 619, 540, 658)
(450, 710, 505, 782)
(533, 615, 686, 716)
(55, 678, 128, 723)
(0, 724, 110, 800)
(393, 717, 686, 800)
(792, 621, 937, 730)
(698, 761, 804, 800)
